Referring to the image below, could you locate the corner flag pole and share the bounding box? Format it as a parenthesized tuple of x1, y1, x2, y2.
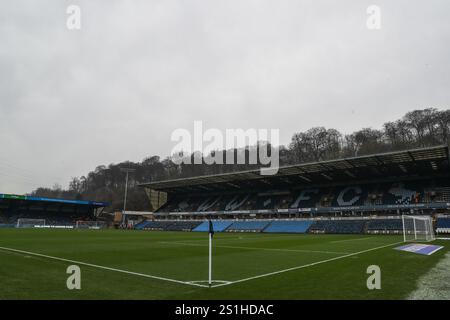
(208, 219, 214, 288)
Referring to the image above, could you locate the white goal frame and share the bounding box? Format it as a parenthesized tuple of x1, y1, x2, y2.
(75, 220, 106, 229)
(402, 215, 435, 242)
(16, 218, 46, 228)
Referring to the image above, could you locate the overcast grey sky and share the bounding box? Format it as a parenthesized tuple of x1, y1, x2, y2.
(0, 0, 449, 194)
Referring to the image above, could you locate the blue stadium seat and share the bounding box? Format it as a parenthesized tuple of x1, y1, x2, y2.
(165, 221, 202, 231)
(436, 217, 450, 228)
(134, 220, 151, 230)
(227, 220, 270, 232)
(264, 220, 313, 233)
(192, 220, 234, 232)
(436, 217, 450, 234)
(138, 220, 174, 230)
(366, 219, 402, 231)
(309, 220, 366, 234)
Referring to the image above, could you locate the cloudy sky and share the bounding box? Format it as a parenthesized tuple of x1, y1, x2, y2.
(0, 0, 449, 194)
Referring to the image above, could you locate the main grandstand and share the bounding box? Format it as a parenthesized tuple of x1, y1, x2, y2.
(0, 146, 449, 300)
(0, 194, 109, 228)
(138, 145, 450, 235)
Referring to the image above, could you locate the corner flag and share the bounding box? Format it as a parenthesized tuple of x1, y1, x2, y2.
(208, 219, 214, 238)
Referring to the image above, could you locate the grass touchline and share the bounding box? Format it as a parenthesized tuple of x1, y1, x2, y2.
(0, 246, 209, 288)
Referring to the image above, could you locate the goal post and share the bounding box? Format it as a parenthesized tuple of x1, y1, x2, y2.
(75, 220, 106, 229)
(402, 215, 435, 242)
(16, 218, 46, 228)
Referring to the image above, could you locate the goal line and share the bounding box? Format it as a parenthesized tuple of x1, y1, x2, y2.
(0, 246, 209, 288)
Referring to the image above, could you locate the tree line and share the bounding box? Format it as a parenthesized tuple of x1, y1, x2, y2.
(30, 108, 450, 211)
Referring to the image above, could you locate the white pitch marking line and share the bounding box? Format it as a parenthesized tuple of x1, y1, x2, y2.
(211, 241, 404, 288)
(426, 246, 444, 255)
(330, 236, 376, 243)
(188, 280, 232, 285)
(0, 246, 208, 288)
(186, 234, 314, 242)
(159, 241, 351, 255)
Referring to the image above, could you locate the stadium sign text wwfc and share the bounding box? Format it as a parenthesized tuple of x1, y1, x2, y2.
(171, 121, 280, 175)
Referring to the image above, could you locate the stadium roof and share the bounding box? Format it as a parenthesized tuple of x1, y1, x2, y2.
(139, 145, 450, 194)
(0, 194, 109, 207)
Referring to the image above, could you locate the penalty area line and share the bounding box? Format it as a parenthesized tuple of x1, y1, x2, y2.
(330, 236, 376, 243)
(159, 241, 351, 255)
(0, 246, 209, 288)
(211, 241, 404, 288)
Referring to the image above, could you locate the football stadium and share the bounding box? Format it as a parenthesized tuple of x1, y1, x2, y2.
(2, 2, 450, 316)
(1, 145, 449, 300)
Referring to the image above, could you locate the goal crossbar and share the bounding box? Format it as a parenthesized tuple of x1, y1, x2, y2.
(75, 220, 106, 229)
(402, 215, 435, 242)
(16, 218, 46, 228)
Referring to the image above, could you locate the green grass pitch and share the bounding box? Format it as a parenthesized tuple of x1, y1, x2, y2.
(0, 228, 447, 299)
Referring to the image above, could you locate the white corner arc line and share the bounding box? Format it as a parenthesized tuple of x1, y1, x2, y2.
(0, 246, 208, 288)
(188, 280, 232, 285)
(211, 241, 404, 288)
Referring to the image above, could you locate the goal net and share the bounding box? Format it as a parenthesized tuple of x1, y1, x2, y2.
(402, 215, 435, 242)
(16, 218, 46, 228)
(75, 221, 106, 230)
